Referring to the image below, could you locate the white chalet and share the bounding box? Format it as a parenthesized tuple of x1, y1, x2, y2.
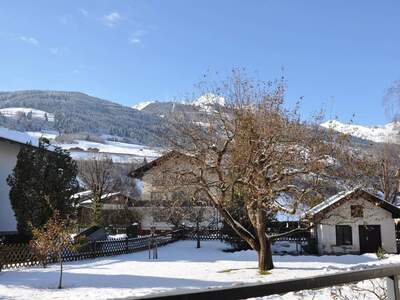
(0, 128, 40, 235)
(305, 187, 400, 255)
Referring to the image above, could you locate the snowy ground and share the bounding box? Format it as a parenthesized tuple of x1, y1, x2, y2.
(24, 131, 162, 163)
(0, 240, 398, 300)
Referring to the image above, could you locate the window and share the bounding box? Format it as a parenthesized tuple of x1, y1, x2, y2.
(336, 225, 352, 246)
(351, 205, 363, 218)
(150, 192, 163, 201)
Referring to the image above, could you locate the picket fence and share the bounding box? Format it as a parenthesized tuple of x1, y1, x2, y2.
(0, 229, 314, 271)
(0, 230, 183, 271)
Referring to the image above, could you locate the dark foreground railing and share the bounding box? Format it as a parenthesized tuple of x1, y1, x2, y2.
(121, 264, 400, 300)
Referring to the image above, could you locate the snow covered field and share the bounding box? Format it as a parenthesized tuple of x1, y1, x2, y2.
(0, 107, 54, 121)
(57, 140, 161, 162)
(24, 131, 162, 162)
(0, 240, 398, 300)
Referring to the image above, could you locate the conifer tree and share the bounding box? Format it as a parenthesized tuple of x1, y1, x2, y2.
(7, 142, 79, 236)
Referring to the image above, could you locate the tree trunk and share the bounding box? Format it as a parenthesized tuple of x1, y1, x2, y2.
(255, 208, 274, 271)
(213, 200, 274, 270)
(257, 238, 274, 272)
(92, 194, 102, 226)
(196, 219, 201, 249)
(58, 252, 63, 289)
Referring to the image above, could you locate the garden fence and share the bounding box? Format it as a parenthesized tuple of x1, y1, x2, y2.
(0, 229, 314, 271)
(0, 230, 183, 271)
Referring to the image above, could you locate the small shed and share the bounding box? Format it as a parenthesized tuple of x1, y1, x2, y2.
(305, 187, 400, 255)
(75, 226, 107, 241)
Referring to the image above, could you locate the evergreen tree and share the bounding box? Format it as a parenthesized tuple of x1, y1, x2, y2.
(7, 142, 79, 236)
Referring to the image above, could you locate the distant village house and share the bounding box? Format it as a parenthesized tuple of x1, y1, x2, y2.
(129, 151, 219, 231)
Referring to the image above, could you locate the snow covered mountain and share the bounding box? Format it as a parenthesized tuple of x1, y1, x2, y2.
(133, 94, 225, 115)
(131, 101, 154, 111)
(191, 93, 225, 112)
(321, 120, 400, 144)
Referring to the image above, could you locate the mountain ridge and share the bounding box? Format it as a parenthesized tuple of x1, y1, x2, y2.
(1, 89, 398, 147)
(321, 120, 400, 144)
(0, 90, 164, 146)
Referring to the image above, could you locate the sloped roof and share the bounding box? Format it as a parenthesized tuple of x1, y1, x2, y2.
(80, 192, 122, 205)
(0, 127, 39, 147)
(129, 150, 184, 178)
(305, 187, 400, 219)
(71, 190, 92, 200)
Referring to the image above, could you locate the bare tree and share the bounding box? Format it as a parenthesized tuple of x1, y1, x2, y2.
(30, 210, 73, 289)
(163, 70, 347, 271)
(373, 143, 400, 202)
(330, 279, 387, 300)
(78, 155, 114, 226)
(339, 141, 400, 202)
(375, 80, 400, 201)
(154, 188, 209, 248)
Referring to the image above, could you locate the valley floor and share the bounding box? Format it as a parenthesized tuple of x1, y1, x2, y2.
(0, 240, 398, 300)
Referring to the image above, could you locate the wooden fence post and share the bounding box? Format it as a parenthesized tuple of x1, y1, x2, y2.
(387, 275, 400, 300)
(92, 241, 96, 258)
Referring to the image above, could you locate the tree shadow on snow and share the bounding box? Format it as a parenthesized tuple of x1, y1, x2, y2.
(1, 271, 235, 290)
(273, 255, 377, 265)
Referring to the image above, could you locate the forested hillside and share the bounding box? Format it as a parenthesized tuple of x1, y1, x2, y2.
(0, 90, 164, 145)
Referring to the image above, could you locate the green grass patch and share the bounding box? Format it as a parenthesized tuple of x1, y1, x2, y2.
(218, 267, 271, 275)
(258, 270, 271, 275)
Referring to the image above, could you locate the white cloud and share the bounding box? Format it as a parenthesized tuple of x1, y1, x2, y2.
(79, 8, 89, 17)
(49, 46, 69, 56)
(129, 38, 141, 45)
(50, 48, 59, 55)
(59, 16, 68, 25)
(19, 36, 39, 46)
(104, 11, 121, 27)
(129, 30, 147, 45)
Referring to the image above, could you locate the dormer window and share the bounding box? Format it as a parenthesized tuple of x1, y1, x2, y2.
(351, 205, 363, 218)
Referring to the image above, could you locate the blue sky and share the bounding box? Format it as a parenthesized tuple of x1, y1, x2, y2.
(0, 1, 399, 125)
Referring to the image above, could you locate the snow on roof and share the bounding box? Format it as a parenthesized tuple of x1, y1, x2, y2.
(304, 187, 400, 219)
(0, 127, 39, 147)
(305, 189, 358, 217)
(71, 190, 92, 199)
(80, 192, 121, 204)
(100, 192, 121, 199)
(80, 199, 92, 205)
